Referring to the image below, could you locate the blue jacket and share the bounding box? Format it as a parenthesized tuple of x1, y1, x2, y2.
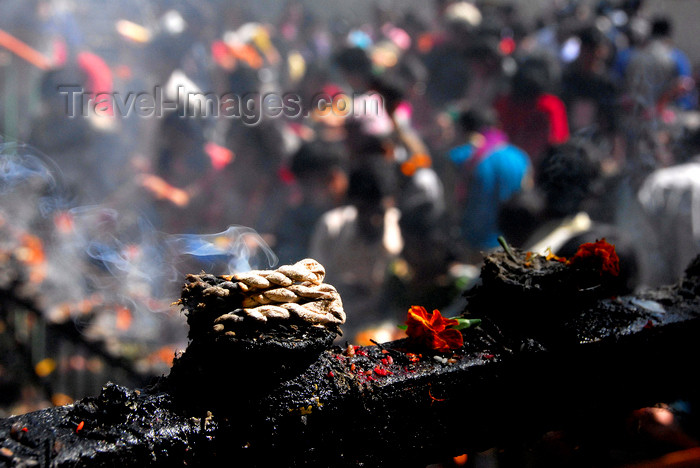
(450, 136, 530, 250)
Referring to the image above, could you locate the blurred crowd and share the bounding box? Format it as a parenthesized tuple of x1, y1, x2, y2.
(3, 0, 700, 412)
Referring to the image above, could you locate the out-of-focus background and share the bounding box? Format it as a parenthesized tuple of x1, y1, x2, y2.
(2, 0, 700, 418)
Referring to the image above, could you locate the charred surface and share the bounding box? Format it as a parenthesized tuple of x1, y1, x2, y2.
(0, 383, 197, 467)
(1, 252, 700, 467)
(466, 248, 632, 343)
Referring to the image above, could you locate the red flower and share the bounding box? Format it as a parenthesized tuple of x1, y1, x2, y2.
(567, 238, 620, 276)
(405, 306, 463, 352)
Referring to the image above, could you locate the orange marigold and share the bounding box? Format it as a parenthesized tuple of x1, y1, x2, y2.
(567, 238, 620, 276)
(405, 306, 463, 352)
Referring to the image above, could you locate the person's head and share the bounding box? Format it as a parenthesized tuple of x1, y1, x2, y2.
(511, 56, 554, 100)
(626, 16, 650, 46)
(680, 121, 700, 162)
(400, 203, 454, 277)
(622, 0, 645, 15)
(347, 157, 397, 241)
(335, 47, 373, 91)
(290, 141, 348, 206)
(537, 139, 599, 218)
(465, 36, 503, 75)
(443, 1, 482, 42)
(577, 25, 611, 66)
(458, 107, 497, 136)
(498, 188, 547, 248)
(368, 75, 406, 115)
(650, 16, 672, 40)
(158, 112, 207, 175)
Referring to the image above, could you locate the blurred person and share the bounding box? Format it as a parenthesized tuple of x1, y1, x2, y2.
(636, 127, 700, 287)
(298, 81, 349, 146)
(276, 0, 306, 45)
(309, 157, 402, 341)
(28, 40, 122, 203)
(337, 49, 448, 244)
(222, 116, 295, 233)
(395, 145, 446, 249)
(29, 56, 90, 154)
(497, 186, 547, 249)
(494, 55, 570, 173)
(385, 14, 439, 144)
(614, 16, 694, 171)
(335, 46, 425, 154)
(420, 1, 482, 109)
(561, 25, 619, 142)
(344, 126, 447, 260)
(381, 194, 476, 325)
(381, 97, 457, 315)
(339, 47, 448, 229)
(462, 34, 509, 111)
(206, 21, 297, 235)
(0, 0, 56, 141)
(381, 79, 448, 246)
(610, 6, 650, 83)
(334, 46, 374, 94)
(514, 140, 639, 293)
(334, 46, 404, 141)
(523, 141, 601, 252)
(618, 16, 695, 114)
(449, 107, 531, 262)
(272, 140, 348, 265)
(171, 3, 217, 93)
(138, 111, 210, 233)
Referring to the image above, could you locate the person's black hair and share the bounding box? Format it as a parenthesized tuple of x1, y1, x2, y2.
(465, 36, 501, 60)
(334, 47, 372, 78)
(368, 76, 406, 115)
(673, 123, 700, 163)
(650, 16, 672, 38)
(578, 25, 607, 50)
(458, 107, 497, 133)
(498, 188, 547, 248)
(290, 141, 345, 178)
(348, 133, 388, 158)
(536, 140, 600, 217)
(595, 0, 614, 16)
(347, 157, 396, 204)
(622, 0, 645, 15)
(512, 56, 552, 99)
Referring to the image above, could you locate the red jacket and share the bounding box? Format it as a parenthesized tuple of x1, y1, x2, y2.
(494, 93, 569, 169)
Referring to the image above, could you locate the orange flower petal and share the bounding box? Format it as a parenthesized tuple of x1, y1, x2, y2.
(568, 238, 620, 276)
(405, 306, 463, 352)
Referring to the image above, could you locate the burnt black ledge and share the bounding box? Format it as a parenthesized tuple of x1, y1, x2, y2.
(1, 256, 699, 467)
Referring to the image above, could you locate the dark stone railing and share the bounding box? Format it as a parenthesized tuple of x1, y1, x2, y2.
(1, 252, 699, 467)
